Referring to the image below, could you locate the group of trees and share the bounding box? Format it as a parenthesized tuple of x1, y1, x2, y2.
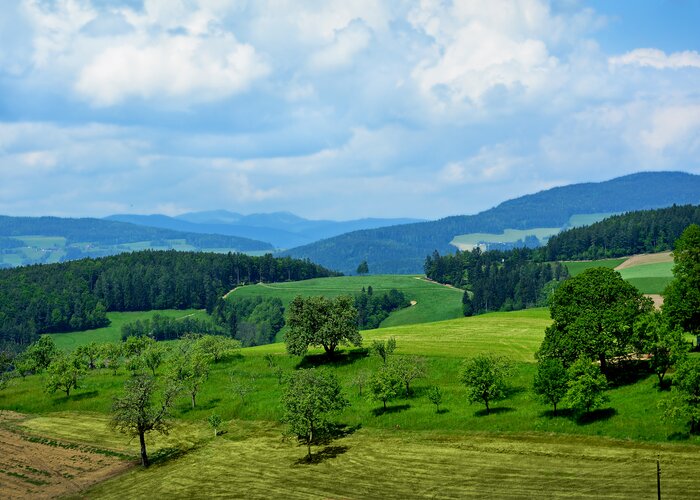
(0, 250, 338, 351)
(121, 314, 227, 341)
(354, 287, 410, 330)
(211, 296, 285, 347)
(426, 248, 569, 315)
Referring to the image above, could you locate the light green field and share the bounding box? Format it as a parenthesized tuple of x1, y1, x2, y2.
(15, 236, 66, 247)
(450, 227, 561, 251)
(618, 262, 674, 294)
(566, 212, 617, 228)
(48, 309, 209, 351)
(228, 275, 464, 328)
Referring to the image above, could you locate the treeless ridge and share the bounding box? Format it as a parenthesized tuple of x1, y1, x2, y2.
(0, 412, 130, 499)
(615, 252, 673, 270)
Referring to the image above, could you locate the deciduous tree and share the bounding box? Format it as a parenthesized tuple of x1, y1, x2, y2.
(460, 354, 512, 414)
(564, 358, 609, 414)
(663, 224, 700, 334)
(286, 295, 361, 357)
(533, 358, 568, 414)
(111, 374, 180, 467)
(370, 337, 396, 364)
(45, 352, 86, 397)
(367, 364, 403, 411)
(282, 368, 349, 460)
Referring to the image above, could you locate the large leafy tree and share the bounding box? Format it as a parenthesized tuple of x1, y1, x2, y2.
(367, 364, 403, 411)
(285, 295, 361, 357)
(538, 267, 652, 374)
(45, 352, 86, 397)
(460, 354, 513, 414)
(111, 374, 180, 467)
(282, 368, 349, 460)
(563, 358, 609, 414)
(660, 357, 700, 433)
(663, 224, 700, 334)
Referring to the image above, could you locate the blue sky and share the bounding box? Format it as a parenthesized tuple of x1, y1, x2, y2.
(0, 0, 699, 220)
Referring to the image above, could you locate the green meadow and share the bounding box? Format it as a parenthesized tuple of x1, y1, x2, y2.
(564, 258, 626, 277)
(618, 261, 674, 294)
(227, 275, 465, 328)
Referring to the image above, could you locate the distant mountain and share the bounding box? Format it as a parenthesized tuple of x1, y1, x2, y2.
(0, 216, 273, 268)
(107, 212, 425, 249)
(282, 171, 700, 274)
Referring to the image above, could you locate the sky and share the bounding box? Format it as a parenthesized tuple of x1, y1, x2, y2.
(0, 0, 699, 221)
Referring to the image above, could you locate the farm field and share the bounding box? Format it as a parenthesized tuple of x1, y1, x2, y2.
(450, 227, 561, 251)
(564, 258, 627, 277)
(48, 309, 209, 351)
(227, 275, 465, 328)
(3, 308, 700, 498)
(618, 261, 674, 294)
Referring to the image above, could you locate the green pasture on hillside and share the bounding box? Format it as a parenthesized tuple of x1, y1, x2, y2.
(563, 258, 626, 277)
(48, 309, 209, 350)
(618, 262, 674, 294)
(450, 227, 560, 250)
(227, 275, 465, 328)
(4, 308, 700, 498)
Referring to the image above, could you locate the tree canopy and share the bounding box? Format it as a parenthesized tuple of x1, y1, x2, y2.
(538, 267, 652, 374)
(285, 295, 361, 357)
(663, 224, 700, 334)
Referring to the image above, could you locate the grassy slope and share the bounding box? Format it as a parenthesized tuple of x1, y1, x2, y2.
(4, 308, 700, 497)
(48, 309, 209, 351)
(228, 275, 464, 328)
(564, 258, 627, 277)
(618, 261, 674, 294)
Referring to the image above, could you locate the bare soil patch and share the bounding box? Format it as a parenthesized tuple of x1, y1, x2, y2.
(645, 294, 664, 309)
(615, 251, 673, 270)
(0, 412, 131, 499)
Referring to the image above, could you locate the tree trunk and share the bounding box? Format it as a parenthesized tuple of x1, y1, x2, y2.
(599, 353, 608, 375)
(139, 431, 149, 467)
(383, 399, 387, 410)
(65, 387, 71, 397)
(191, 392, 196, 409)
(553, 402, 557, 415)
(484, 399, 490, 414)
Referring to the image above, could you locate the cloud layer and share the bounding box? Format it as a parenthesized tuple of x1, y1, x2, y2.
(0, 0, 699, 220)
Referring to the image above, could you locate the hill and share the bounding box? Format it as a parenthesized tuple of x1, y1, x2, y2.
(0, 215, 274, 268)
(107, 211, 424, 250)
(283, 172, 700, 274)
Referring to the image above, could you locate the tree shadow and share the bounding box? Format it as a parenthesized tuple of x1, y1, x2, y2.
(505, 386, 526, 397)
(294, 445, 349, 465)
(436, 408, 450, 415)
(322, 423, 361, 442)
(575, 407, 617, 425)
(371, 404, 411, 416)
(667, 431, 690, 441)
(539, 408, 575, 419)
(196, 398, 222, 411)
(296, 349, 369, 369)
(473, 406, 515, 417)
(54, 390, 98, 404)
(606, 360, 652, 388)
(657, 379, 672, 391)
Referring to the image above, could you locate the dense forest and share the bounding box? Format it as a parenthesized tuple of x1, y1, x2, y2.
(355, 287, 410, 329)
(0, 215, 273, 251)
(285, 172, 700, 273)
(121, 314, 227, 342)
(212, 296, 286, 347)
(0, 251, 338, 351)
(425, 248, 569, 315)
(544, 204, 700, 260)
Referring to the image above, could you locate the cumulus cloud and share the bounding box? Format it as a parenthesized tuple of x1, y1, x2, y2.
(609, 48, 700, 70)
(75, 34, 269, 106)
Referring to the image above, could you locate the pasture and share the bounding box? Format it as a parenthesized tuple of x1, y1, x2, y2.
(450, 227, 561, 251)
(617, 261, 674, 294)
(48, 309, 210, 350)
(4, 307, 700, 498)
(227, 275, 465, 328)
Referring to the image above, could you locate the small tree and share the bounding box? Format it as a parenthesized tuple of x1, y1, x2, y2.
(142, 342, 167, 376)
(282, 368, 349, 460)
(208, 412, 222, 437)
(356, 260, 369, 275)
(351, 369, 370, 396)
(460, 354, 512, 414)
(663, 224, 700, 335)
(660, 357, 700, 433)
(371, 337, 396, 365)
(101, 342, 123, 375)
(170, 346, 210, 409)
(111, 374, 180, 467)
(197, 335, 240, 363)
(391, 356, 427, 396)
(564, 358, 609, 414)
(636, 311, 688, 385)
(367, 365, 402, 411)
(285, 295, 362, 357)
(533, 358, 569, 415)
(427, 386, 442, 413)
(75, 342, 102, 370)
(45, 352, 86, 397)
(24, 336, 59, 373)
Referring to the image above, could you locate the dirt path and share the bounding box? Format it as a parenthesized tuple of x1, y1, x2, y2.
(615, 251, 673, 270)
(645, 294, 664, 309)
(414, 276, 462, 291)
(0, 412, 131, 499)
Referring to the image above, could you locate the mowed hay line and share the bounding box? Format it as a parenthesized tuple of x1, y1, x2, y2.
(0, 412, 130, 500)
(86, 425, 700, 499)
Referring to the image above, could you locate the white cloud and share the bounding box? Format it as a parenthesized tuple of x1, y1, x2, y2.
(438, 145, 524, 185)
(75, 33, 269, 106)
(308, 21, 372, 72)
(640, 105, 700, 153)
(609, 48, 700, 70)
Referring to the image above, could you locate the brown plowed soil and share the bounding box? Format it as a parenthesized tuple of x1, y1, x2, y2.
(615, 251, 673, 270)
(0, 412, 131, 499)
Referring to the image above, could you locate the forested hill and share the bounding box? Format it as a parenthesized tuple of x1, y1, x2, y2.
(0, 216, 273, 250)
(544, 204, 700, 260)
(283, 172, 700, 274)
(0, 250, 339, 351)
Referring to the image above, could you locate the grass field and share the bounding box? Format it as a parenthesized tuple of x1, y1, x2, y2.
(618, 262, 674, 294)
(48, 309, 209, 350)
(564, 258, 627, 277)
(451, 227, 561, 251)
(227, 275, 465, 328)
(4, 307, 700, 498)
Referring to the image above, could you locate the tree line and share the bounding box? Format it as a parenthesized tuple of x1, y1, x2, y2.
(425, 247, 569, 315)
(0, 250, 339, 352)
